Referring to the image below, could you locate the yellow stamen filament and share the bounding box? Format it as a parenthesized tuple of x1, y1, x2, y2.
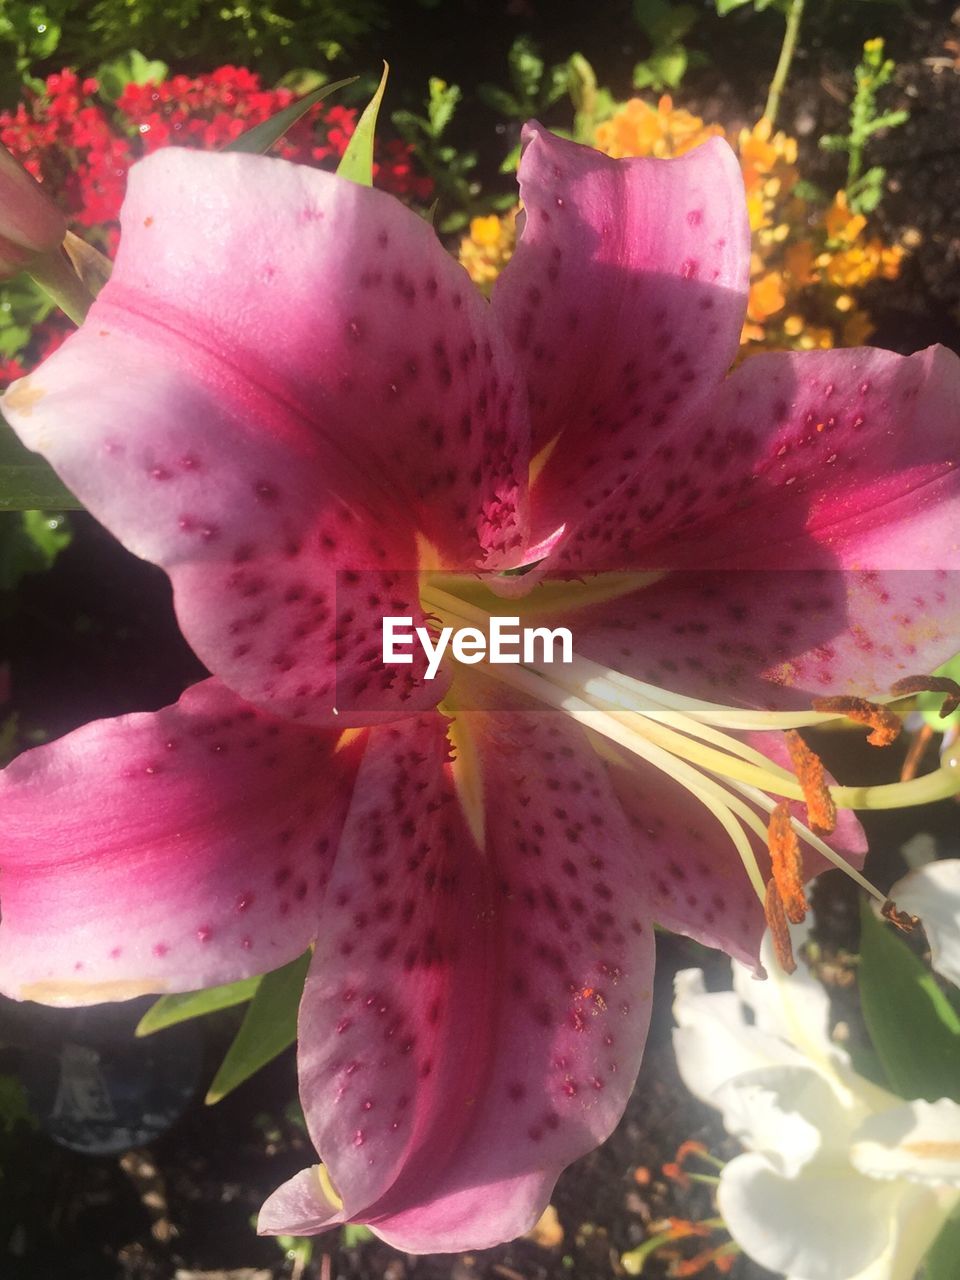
(767, 801, 808, 923)
(784, 730, 837, 833)
(416, 581, 960, 943)
(890, 674, 960, 720)
(764, 880, 796, 974)
(811, 695, 901, 747)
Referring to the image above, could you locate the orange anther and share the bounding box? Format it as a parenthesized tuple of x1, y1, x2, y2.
(812, 695, 901, 746)
(674, 1140, 708, 1165)
(767, 802, 808, 924)
(890, 675, 960, 720)
(664, 1218, 712, 1241)
(784, 730, 837, 833)
(882, 899, 920, 932)
(673, 1246, 735, 1277)
(764, 878, 797, 973)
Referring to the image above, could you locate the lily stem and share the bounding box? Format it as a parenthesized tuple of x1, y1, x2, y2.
(764, 0, 806, 126)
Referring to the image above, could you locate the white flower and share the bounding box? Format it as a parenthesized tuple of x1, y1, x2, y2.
(673, 864, 960, 1280)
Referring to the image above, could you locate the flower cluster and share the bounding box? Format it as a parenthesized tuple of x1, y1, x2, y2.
(460, 97, 904, 353)
(456, 210, 517, 295)
(0, 66, 432, 385)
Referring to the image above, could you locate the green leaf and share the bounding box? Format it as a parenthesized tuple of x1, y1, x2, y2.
(859, 898, 960, 1103)
(477, 84, 523, 119)
(714, 0, 756, 14)
(3, 509, 71, 585)
(634, 44, 688, 91)
(226, 75, 357, 156)
(205, 951, 310, 1103)
(426, 77, 461, 138)
(336, 63, 388, 186)
(508, 35, 544, 102)
(0, 423, 80, 511)
(96, 48, 169, 102)
(925, 1211, 960, 1280)
(136, 974, 262, 1037)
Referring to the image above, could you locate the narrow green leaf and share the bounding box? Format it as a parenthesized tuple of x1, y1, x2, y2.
(925, 1211, 960, 1280)
(206, 951, 310, 1103)
(137, 974, 262, 1036)
(0, 423, 81, 510)
(858, 899, 960, 1102)
(336, 63, 389, 186)
(226, 76, 357, 156)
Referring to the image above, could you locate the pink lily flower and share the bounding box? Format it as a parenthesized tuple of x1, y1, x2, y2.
(2, 122, 960, 1251)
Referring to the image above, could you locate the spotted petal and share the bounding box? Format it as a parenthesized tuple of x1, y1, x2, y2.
(569, 566, 959, 711)
(606, 734, 865, 970)
(2, 148, 531, 725)
(552, 343, 960, 576)
(260, 710, 654, 1251)
(493, 123, 749, 550)
(0, 679, 360, 1004)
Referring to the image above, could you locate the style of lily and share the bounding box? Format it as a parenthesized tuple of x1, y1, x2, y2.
(2, 120, 960, 1251)
(672, 870, 960, 1280)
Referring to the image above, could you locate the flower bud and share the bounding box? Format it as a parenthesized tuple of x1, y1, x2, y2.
(0, 143, 67, 276)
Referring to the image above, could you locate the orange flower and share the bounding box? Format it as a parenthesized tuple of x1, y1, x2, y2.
(748, 271, 787, 322)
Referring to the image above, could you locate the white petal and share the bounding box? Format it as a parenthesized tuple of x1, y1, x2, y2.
(889, 860, 960, 988)
(784, 1185, 957, 1280)
(733, 915, 839, 1071)
(852, 1097, 960, 1186)
(718, 1151, 902, 1280)
(712, 1064, 855, 1176)
(672, 968, 809, 1105)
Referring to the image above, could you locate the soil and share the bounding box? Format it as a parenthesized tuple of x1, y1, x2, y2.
(1, 1, 959, 1276)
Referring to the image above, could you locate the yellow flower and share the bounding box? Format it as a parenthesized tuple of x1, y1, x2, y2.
(824, 191, 867, 243)
(458, 209, 517, 295)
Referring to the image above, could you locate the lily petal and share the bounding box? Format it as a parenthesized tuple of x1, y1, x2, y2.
(571, 567, 959, 708)
(3, 148, 532, 724)
(718, 1151, 903, 1280)
(712, 1065, 847, 1177)
(553, 343, 960, 575)
(673, 969, 815, 1098)
(607, 737, 864, 969)
(493, 124, 748, 548)
(889, 860, 960, 988)
(852, 1097, 960, 1187)
(0, 679, 359, 1004)
(261, 711, 654, 1251)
